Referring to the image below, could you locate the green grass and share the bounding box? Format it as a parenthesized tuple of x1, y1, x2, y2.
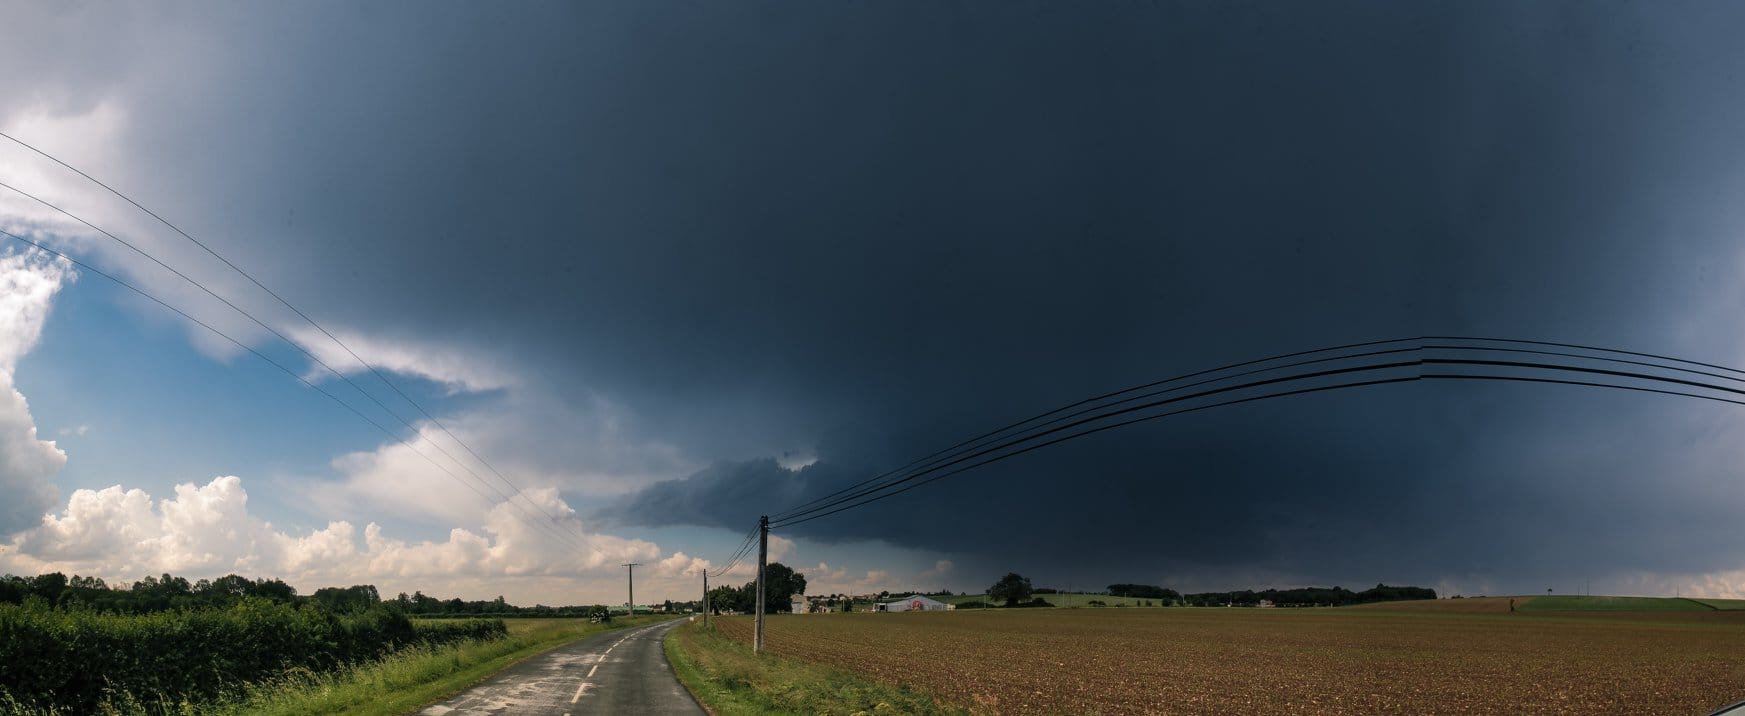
(189, 615, 670, 715)
(663, 618, 961, 715)
(1517, 596, 1716, 612)
(1684, 598, 1745, 611)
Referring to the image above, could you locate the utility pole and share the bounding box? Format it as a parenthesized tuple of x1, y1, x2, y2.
(622, 563, 640, 617)
(755, 515, 768, 654)
(702, 570, 709, 627)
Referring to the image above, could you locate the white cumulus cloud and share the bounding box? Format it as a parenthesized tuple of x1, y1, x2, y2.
(767, 534, 796, 563)
(0, 475, 701, 604)
(0, 249, 72, 535)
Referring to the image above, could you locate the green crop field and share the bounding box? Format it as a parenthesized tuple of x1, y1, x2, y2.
(0, 601, 506, 713)
(1689, 598, 1745, 611)
(711, 603, 1745, 714)
(1519, 595, 1718, 612)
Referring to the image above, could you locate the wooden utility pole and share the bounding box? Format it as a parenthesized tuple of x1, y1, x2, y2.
(702, 569, 709, 627)
(622, 563, 639, 616)
(755, 515, 768, 653)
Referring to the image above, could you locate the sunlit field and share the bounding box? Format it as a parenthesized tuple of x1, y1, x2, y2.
(714, 601, 1745, 714)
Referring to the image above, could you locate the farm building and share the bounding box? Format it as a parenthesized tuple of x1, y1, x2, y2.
(876, 594, 951, 612)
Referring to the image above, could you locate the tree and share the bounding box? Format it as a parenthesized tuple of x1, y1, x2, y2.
(989, 572, 1033, 607)
(313, 584, 382, 613)
(707, 585, 746, 614)
(31, 573, 68, 604)
(208, 574, 254, 599)
(762, 563, 808, 611)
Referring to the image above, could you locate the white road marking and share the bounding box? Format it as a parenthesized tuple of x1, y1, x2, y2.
(571, 682, 592, 703)
(587, 664, 599, 677)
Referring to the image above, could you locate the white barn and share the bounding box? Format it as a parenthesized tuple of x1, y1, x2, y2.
(876, 594, 950, 612)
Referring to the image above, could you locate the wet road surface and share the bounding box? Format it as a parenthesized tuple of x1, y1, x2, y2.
(420, 618, 704, 716)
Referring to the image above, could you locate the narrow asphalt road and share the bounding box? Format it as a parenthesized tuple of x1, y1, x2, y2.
(420, 618, 705, 716)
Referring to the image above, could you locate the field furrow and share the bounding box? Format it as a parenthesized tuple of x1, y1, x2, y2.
(715, 603, 1745, 714)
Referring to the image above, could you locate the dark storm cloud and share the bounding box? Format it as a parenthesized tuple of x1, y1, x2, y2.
(577, 1, 1745, 590)
(12, 1, 1745, 591)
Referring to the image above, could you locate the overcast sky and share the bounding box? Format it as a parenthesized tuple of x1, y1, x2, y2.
(4, 1, 1745, 605)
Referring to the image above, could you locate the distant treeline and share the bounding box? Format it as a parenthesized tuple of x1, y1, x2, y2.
(1028, 583, 1437, 607)
(1107, 584, 1182, 599)
(1178, 583, 1436, 607)
(0, 571, 616, 616)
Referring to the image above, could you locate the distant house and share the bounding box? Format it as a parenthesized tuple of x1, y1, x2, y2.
(791, 595, 807, 613)
(875, 594, 950, 612)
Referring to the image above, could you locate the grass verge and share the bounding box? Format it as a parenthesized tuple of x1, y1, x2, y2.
(196, 615, 670, 716)
(663, 618, 960, 716)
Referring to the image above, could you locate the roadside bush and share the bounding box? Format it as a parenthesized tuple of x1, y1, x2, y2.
(0, 599, 505, 712)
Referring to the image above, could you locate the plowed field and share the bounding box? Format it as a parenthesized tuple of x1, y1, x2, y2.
(714, 603, 1745, 714)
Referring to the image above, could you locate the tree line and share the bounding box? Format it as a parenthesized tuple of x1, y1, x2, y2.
(1104, 581, 1436, 606)
(981, 573, 1436, 608)
(1180, 583, 1437, 607)
(0, 571, 618, 616)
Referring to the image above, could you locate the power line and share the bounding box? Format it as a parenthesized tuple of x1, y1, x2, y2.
(709, 523, 761, 579)
(771, 337, 1422, 521)
(0, 179, 595, 552)
(781, 340, 1745, 524)
(0, 230, 515, 509)
(770, 340, 1745, 529)
(774, 356, 1425, 527)
(710, 522, 763, 579)
(774, 338, 1745, 525)
(0, 226, 591, 555)
(772, 343, 1425, 523)
(0, 132, 592, 548)
(1431, 335, 1745, 379)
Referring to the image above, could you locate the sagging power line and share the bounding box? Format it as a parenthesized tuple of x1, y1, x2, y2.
(0, 182, 589, 556)
(0, 230, 620, 556)
(770, 338, 1745, 528)
(0, 132, 594, 550)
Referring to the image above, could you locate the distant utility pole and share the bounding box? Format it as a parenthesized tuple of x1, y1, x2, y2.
(622, 563, 640, 616)
(702, 570, 709, 627)
(755, 515, 769, 654)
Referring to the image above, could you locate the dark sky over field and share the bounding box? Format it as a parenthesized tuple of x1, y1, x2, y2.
(4, 1, 1745, 600)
